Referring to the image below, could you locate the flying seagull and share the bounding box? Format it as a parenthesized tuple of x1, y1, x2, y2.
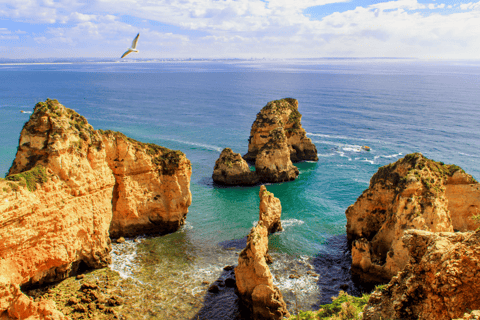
(121, 33, 140, 58)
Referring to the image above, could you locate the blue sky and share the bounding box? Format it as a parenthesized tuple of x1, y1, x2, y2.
(1, 0, 479, 59)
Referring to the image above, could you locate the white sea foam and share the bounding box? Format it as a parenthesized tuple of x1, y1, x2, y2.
(380, 152, 403, 159)
(160, 137, 222, 152)
(459, 152, 480, 158)
(282, 219, 305, 228)
(110, 239, 140, 280)
(317, 153, 335, 157)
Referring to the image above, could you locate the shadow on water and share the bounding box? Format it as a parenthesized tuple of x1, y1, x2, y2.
(311, 234, 377, 306)
(191, 238, 247, 320)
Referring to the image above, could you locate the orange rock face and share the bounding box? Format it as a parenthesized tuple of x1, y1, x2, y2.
(346, 153, 479, 281)
(0, 99, 192, 319)
(235, 222, 290, 320)
(212, 148, 258, 185)
(255, 128, 299, 183)
(259, 185, 283, 234)
(363, 230, 480, 320)
(244, 98, 318, 162)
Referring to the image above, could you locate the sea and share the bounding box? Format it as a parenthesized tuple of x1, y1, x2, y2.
(1, 58, 479, 319)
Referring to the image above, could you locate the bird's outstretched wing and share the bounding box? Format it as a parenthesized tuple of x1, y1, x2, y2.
(131, 33, 140, 49)
(121, 49, 133, 58)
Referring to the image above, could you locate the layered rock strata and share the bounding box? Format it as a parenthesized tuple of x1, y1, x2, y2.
(0, 99, 192, 319)
(346, 153, 479, 281)
(212, 148, 258, 185)
(259, 185, 283, 234)
(244, 98, 318, 162)
(363, 229, 480, 320)
(255, 128, 299, 183)
(235, 221, 290, 320)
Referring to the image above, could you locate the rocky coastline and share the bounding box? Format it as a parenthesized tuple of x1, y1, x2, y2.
(0, 99, 192, 319)
(1, 99, 479, 320)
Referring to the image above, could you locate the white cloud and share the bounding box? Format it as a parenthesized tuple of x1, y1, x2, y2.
(1, 0, 480, 58)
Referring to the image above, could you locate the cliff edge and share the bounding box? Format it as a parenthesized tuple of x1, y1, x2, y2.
(0, 99, 192, 319)
(346, 153, 479, 282)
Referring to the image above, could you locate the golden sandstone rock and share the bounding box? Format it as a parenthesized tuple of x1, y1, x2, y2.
(0, 99, 191, 319)
(346, 153, 480, 282)
(212, 148, 258, 185)
(234, 186, 288, 319)
(244, 98, 318, 163)
(363, 230, 480, 320)
(259, 185, 283, 234)
(255, 128, 299, 183)
(213, 98, 317, 185)
(235, 222, 289, 320)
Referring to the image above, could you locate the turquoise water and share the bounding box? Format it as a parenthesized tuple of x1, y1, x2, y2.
(1, 59, 480, 316)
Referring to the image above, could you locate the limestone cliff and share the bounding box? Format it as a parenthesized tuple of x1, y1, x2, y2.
(363, 229, 480, 320)
(235, 222, 290, 320)
(346, 153, 479, 281)
(259, 185, 283, 234)
(255, 128, 299, 183)
(0, 99, 192, 319)
(244, 98, 318, 162)
(212, 148, 258, 185)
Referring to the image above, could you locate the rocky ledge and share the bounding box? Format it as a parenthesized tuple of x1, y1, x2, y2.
(363, 229, 480, 320)
(0, 99, 192, 319)
(346, 152, 479, 282)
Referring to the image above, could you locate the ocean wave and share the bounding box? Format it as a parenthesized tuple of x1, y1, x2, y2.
(459, 152, 480, 158)
(282, 219, 305, 228)
(317, 153, 336, 157)
(110, 239, 140, 280)
(160, 137, 223, 152)
(380, 152, 403, 159)
(307, 132, 371, 142)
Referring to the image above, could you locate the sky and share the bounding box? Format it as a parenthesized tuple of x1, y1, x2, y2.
(0, 0, 479, 59)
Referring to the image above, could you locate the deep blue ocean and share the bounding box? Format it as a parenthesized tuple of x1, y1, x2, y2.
(1, 59, 479, 318)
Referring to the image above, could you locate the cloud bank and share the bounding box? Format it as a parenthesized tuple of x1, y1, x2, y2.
(0, 0, 479, 59)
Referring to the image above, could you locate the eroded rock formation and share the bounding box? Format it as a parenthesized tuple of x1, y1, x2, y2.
(213, 98, 317, 185)
(363, 229, 480, 320)
(346, 153, 479, 282)
(212, 148, 258, 185)
(255, 128, 299, 183)
(244, 98, 318, 162)
(259, 185, 283, 234)
(0, 99, 192, 319)
(235, 222, 290, 320)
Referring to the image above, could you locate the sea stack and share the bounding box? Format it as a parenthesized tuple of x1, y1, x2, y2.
(259, 185, 283, 234)
(346, 153, 480, 282)
(255, 128, 299, 183)
(0, 99, 192, 319)
(235, 222, 290, 320)
(244, 98, 318, 162)
(212, 148, 258, 185)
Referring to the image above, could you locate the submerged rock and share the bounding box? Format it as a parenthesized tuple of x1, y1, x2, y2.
(346, 153, 480, 282)
(363, 229, 480, 320)
(244, 98, 318, 162)
(235, 222, 290, 320)
(259, 185, 283, 234)
(212, 148, 258, 185)
(0, 99, 192, 319)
